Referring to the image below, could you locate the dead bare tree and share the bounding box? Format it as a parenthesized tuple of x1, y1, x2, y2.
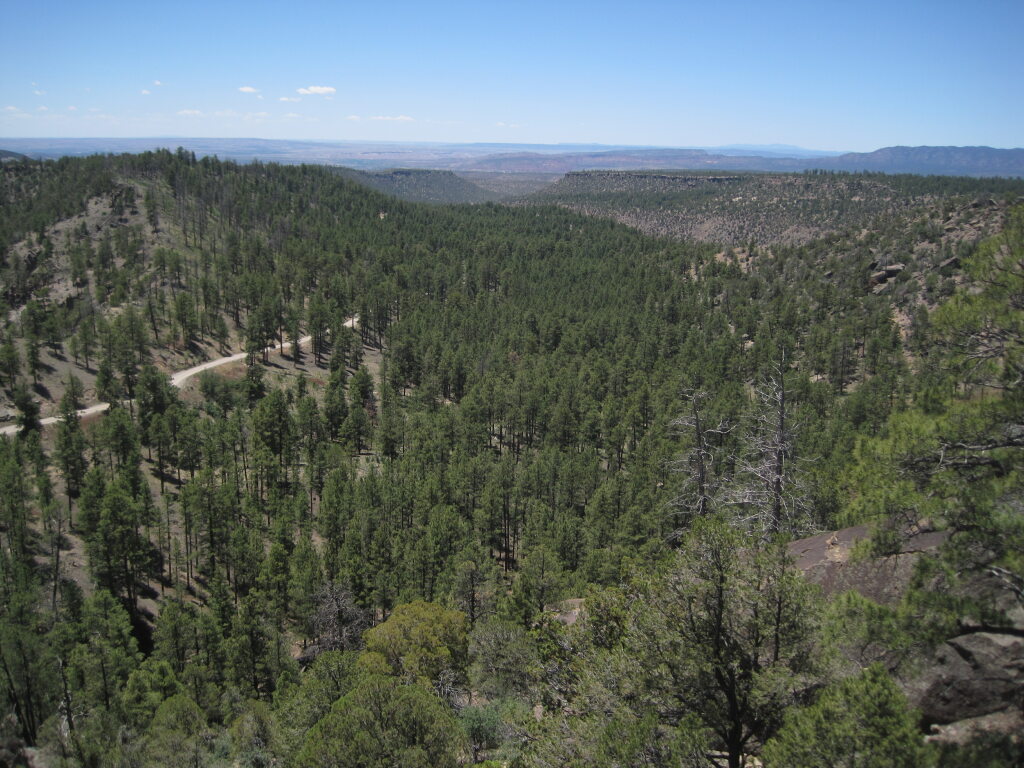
(670, 389, 733, 535)
(311, 582, 369, 653)
(727, 362, 813, 538)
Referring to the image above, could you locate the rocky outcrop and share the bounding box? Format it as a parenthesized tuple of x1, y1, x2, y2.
(788, 524, 1024, 743)
(925, 709, 1024, 751)
(787, 524, 946, 604)
(867, 262, 906, 290)
(938, 255, 961, 274)
(908, 630, 1024, 724)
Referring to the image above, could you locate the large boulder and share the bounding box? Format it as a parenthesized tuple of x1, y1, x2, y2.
(787, 524, 946, 605)
(869, 269, 889, 285)
(908, 631, 1024, 724)
(788, 525, 1024, 737)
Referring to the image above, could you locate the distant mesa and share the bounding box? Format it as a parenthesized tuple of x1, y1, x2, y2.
(527, 168, 1023, 246)
(455, 145, 1024, 177)
(0, 139, 1021, 177)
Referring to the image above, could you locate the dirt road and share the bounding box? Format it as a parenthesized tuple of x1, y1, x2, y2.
(1, 334, 317, 437)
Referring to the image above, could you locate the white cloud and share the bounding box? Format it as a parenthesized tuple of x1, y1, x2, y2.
(177, 109, 202, 116)
(67, 106, 77, 111)
(37, 106, 49, 112)
(154, 80, 163, 86)
(3, 106, 19, 112)
(141, 89, 151, 95)
(370, 115, 414, 122)
(34, 90, 46, 96)
(214, 110, 238, 118)
(495, 121, 521, 128)
(238, 86, 259, 93)
(89, 107, 100, 113)
(279, 96, 300, 102)
(345, 115, 361, 121)
(246, 111, 270, 119)
(297, 85, 335, 95)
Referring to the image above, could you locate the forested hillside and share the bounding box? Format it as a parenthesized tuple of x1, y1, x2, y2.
(331, 168, 503, 204)
(529, 169, 1024, 245)
(0, 151, 1021, 766)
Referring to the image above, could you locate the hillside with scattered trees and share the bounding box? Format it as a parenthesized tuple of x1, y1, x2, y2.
(0, 151, 1021, 766)
(528, 169, 1024, 245)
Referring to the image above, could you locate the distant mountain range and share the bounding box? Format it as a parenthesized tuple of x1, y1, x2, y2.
(0, 138, 1021, 177)
(813, 146, 1024, 176)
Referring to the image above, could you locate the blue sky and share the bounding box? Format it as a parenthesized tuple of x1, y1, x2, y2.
(2, 0, 1021, 151)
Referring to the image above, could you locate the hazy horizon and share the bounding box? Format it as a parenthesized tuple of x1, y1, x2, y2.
(0, 136, 855, 153)
(4, 137, 1022, 155)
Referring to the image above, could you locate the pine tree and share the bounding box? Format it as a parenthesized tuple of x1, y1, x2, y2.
(54, 387, 88, 515)
(763, 664, 935, 768)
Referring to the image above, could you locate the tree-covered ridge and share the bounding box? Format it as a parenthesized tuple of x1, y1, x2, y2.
(528, 169, 1024, 246)
(332, 168, 504, 204)
(0, 151, 1020, 765)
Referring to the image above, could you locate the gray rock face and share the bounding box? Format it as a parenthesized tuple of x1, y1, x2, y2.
(926, 709, 1024, 749)
(788, 525, 946, 605)
(789, 525, 1023, 733)
(911, 631, 1024, 724)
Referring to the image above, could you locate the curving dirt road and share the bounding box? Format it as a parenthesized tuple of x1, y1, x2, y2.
(0, 332, 324, 437)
